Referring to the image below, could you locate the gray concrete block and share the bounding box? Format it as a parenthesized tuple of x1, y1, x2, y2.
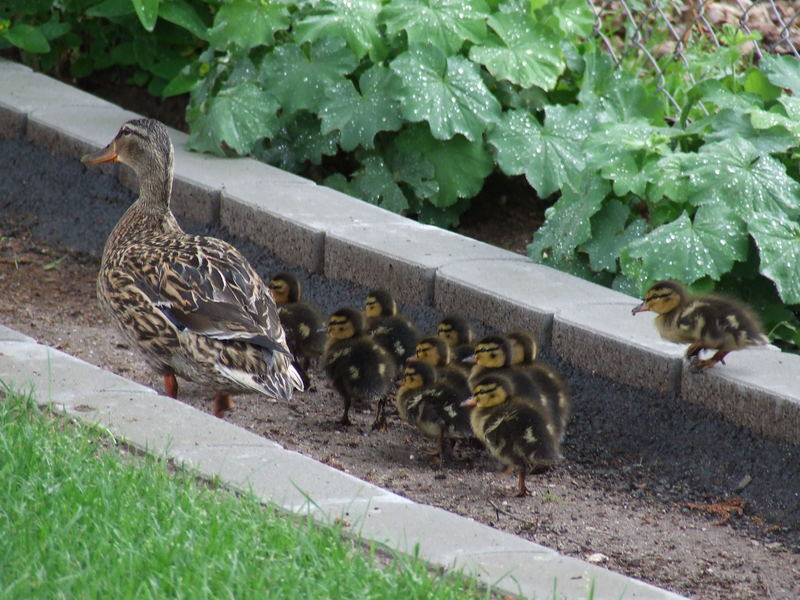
(26, 106, 139, 169)
(554, 304, 685, 395)
(0, 340, 156, 403)
(0, 102, 25, 139)
(0, 325, 34, 342)
(0, 67, 109, 116)
(221, 184, 407, 273)
(325, 223, 522, 305)
(434, 259, 626, 349)
(171, 442, 394, 509)
(680, 347, 800, 445)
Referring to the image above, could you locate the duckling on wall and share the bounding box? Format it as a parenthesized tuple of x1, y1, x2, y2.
(268, 272, 326, 389)
(396, 359, 473, 465)
(506, 330, 571, 441)
(436, 315, 474, 373)
(632, 280, 768, 372)
(463, 374, 561, 497)
(323, 307, 396, 426)
(414, 336, 471, 400)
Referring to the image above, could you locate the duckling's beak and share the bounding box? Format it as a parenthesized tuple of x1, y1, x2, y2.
(460, 396, 477, 407)
(81, 142, 119, 165)
(318, 326, 329, 334)
(631, 302, 649, 315)
(462, 354, 477, 364)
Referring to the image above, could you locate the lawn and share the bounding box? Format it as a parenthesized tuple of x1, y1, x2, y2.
(0, 385, 494, 600)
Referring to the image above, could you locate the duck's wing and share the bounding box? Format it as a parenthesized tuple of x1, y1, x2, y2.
(133, 235, 291, 359)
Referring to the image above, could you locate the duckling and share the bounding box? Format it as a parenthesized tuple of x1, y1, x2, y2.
(414, 336, 471, 400)
(82, 118, 302, 418)
(364, 289, 419, 367)
(506, 330, 570, 441)
(323, 307, 395, 425)
(267, 272, 326, 388)
(436, 315, 474, 374)
(396, 360, 472, 465)
(632, 280, 768, 372)
(467, 335, 539, 400)
(462, 374, 561, 497)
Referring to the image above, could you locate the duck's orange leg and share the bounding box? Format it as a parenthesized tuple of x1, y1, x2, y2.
(164, 374, 178, 399)
(213, 393, 234, 418)
(692, 350, 730, 373)
(514, 469, 531, 497)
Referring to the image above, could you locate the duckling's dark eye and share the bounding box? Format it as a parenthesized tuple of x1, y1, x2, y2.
(120, 127, 132, 136)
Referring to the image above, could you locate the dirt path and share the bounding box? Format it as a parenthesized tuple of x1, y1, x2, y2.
(2, 138, 800, 599)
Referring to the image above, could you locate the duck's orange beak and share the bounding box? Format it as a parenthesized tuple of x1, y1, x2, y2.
(81, 143, 119, 165)
(631, 302, 649, 315)
(460, 396, 477, 407)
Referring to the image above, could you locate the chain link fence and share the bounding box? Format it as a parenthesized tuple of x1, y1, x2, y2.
(589, 1, 800, 114)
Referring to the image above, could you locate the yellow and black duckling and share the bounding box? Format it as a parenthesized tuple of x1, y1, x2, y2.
(83, 118, 302, 418)
(436, 315, 474, 374)
(364, 289, 419, 367)
(463, 374, 561, 497)
(363, 289, 419, 430)
(414, 335, 471, 400)
(323, 307, 395, 426)
(506, 330, 570, 441)
(267, 272, 326, 389)
(466, 335, 540, 401)
(396, 359, 473, 465)
(632, 280, 768, 372)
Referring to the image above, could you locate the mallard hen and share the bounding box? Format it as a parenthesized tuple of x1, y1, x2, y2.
(463, 374, 561, 497)
(632, 280, 768, 372)
(83, 118, 302, 417)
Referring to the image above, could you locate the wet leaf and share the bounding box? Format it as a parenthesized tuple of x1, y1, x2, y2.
(158, 0, 209, 41)
(379, 0, 489, 54)
(208, 0, 289, 50)
(582, 200, 647, 273)
(296, 0, 384, 61)
(395, 124, 491, 207)
(488, 105, 591, 198)
(528, 173, 609, 264)
(391, 44, 501, 142)
(621, 206, 748, 287)
(131, 0, 159, 32)
(318, 66, 403, 151)
(683, 137, 800, 220)
(469, 12, 564, 90)
(760, 54, 800, 95)
(327, 153, 410, 213)
(259, 39, 358, 114)
(187, 82, 279, 155)
(749, 214, 800, 305)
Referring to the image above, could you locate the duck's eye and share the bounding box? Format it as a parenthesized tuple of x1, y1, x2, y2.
(120, 127, 132, 136)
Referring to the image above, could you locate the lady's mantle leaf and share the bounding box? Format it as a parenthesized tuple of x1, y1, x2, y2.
(749, 214, 800, 305)
(760, 53, 800, 95)
(469, 13, 564, 90)
(208, 0, 289, 49)
(379, 0, 489, 55)
(621, 206, 748, 286)
(683, 137, 800, 220)
(296, 0, 384, 60)
(187, 82, 279, 155)
(488, 105, 591, 198)
(582, 199, 647, 273)
(395, 124, 492, 207)
(260, 40, 358, 114)
(327, 153, 410, 213)
(391, 44, 501, 142)
(528, 174, 609, 264)
(319, 66, 403, 151)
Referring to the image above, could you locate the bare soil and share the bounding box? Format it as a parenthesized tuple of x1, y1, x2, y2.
(2, 138, 800, 600)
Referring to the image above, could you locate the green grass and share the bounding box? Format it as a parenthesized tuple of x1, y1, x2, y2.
(0, 386, 494, 600)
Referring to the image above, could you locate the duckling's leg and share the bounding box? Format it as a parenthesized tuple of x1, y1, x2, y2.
(371, 396, 389, 432)
(212, 393, 234, 418)
(685, 343, 704, 361)
(163, 373, 178, 399)
(514, 468, 531, 497)
(336, 381, 354, 426)
(692, 350, 730, 373)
